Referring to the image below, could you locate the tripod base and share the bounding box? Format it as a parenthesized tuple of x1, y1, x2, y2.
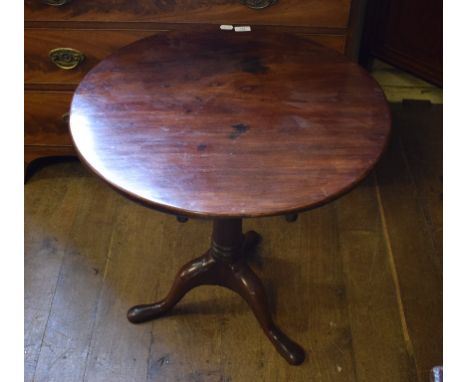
(127, 219, 305, 366)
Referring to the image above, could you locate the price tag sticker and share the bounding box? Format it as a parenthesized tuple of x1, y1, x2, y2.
(234, 26, 252, 32)
(220, 25, 234, 30)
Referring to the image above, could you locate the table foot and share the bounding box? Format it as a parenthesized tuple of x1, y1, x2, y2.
(127, 251, 215, 323)
(128, 219, 305, 365)
(223, 259, 305, 365)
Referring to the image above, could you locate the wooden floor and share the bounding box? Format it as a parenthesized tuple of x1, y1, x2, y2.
(25, 103, 442, 382)
(370, 60, 443, 104)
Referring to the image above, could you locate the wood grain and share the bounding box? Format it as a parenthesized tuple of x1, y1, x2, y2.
(392, 102, 442, 268)
(32, 173, 121, 382)
(80, 203, 165, 382)
(336, 176, 418, 381)
(374, 104, 442, 382)
(25, 0, 352, 28)
(25, 166, 86, 382)
(70, 29, 390, 218)
(25, 100, 442, 381)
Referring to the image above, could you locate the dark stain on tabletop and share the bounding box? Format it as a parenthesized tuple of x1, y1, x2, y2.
(240, 56, 269, 74)
(229, 123, 250, 140)
(197, 144, 207, 151)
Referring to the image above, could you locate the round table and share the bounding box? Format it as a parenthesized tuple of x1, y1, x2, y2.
(70, 29, 391, 366)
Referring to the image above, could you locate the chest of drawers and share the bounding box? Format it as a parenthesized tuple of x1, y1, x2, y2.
(25, 0, 360, 171)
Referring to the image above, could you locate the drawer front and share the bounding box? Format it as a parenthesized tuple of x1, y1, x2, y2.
(25, 29, 345, 85)
(25, 29, 165, 85)
(25, 91, 73, 146)
(25, 0, 351, 28)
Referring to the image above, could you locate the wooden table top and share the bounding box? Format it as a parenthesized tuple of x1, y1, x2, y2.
(70, 29, 391, 218)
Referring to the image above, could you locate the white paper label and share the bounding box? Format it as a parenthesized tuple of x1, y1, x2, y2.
(220, 25, 234, 30)
(234, 26, 252, 32)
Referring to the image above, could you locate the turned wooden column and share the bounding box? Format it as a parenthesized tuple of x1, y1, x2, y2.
(211, 218, 242, 259)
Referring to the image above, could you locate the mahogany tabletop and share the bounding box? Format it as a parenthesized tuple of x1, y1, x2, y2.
(70, 29, 391, 218)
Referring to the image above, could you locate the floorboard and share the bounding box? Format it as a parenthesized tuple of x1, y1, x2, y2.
(25, 167, 87, 382)
(392, 102, 443, 269)
(33, 171, 121, 382)
(375, 104, 443, 381)
(336, 176, 418, 382)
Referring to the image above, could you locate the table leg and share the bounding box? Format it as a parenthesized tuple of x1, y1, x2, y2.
(127, 218, 305, 365)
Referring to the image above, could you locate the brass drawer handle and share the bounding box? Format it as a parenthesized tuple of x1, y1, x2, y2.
(61, 112, 70, 124)
(41, 0, 72, 5)
(241, 0, 277, 9)
(49, 48, 85, 70)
